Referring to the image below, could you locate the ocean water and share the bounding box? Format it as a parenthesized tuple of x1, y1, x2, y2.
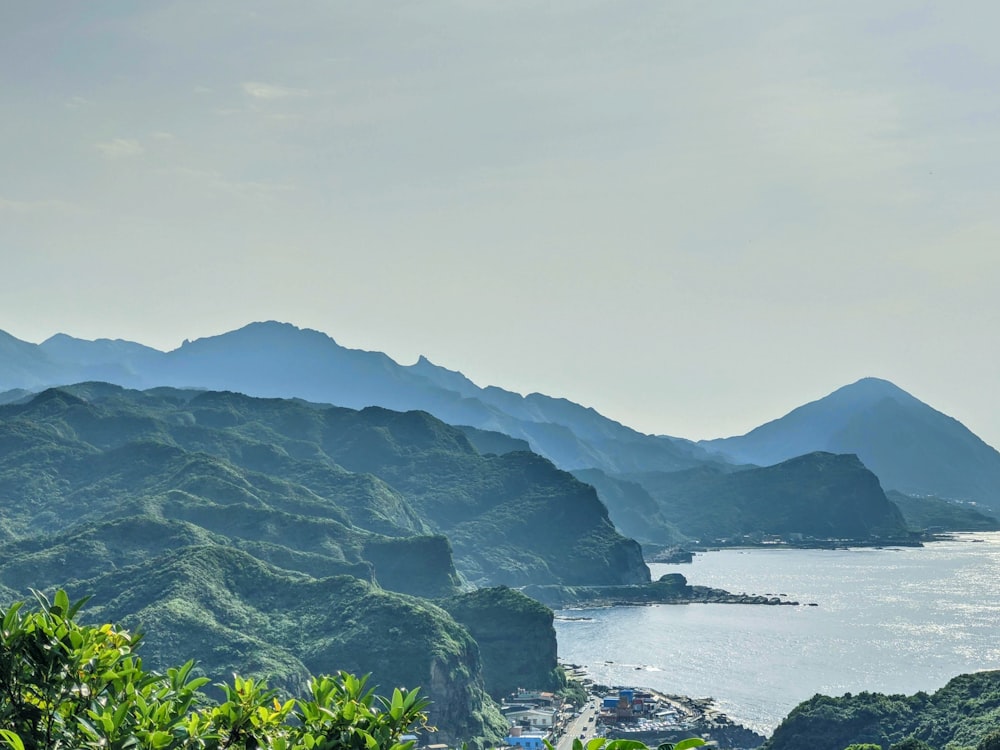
(554, 533, 1000, 735)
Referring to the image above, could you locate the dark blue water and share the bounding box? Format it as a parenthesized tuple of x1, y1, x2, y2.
(554, 533, 1000, 734)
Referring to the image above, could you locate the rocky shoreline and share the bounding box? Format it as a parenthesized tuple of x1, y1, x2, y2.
(651, 537, 930, 559)
(526, 573, 810, 609)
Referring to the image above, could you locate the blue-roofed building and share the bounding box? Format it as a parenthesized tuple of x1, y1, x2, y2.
(505, 732, 547, 750)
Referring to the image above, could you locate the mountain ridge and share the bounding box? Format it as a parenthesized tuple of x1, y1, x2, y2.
(0, 383, 640, 744)
(701, 377, 1000, 510)
(4, 324, 999, 517)
(0, 322, 720, 478)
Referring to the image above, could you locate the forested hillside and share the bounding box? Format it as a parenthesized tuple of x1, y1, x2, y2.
(629, 452, 910, 543)
(764, 671, 1000, 750)
(0, 383, 646, 743)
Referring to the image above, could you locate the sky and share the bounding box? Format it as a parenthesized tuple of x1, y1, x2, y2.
(3, 2, 1000, 446)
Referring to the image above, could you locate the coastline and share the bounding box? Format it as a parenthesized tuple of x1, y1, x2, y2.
(560, 662, 768, 749)
(555, 535, 1000, 741)
(525, 573, 807, 609)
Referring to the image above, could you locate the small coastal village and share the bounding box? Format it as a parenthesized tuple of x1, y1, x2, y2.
(486, 665, 765, 750)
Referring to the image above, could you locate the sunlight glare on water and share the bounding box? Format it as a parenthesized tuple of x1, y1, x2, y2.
(554, 533, 1000, 736)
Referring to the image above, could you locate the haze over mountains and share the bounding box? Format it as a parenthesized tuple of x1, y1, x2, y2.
(3, 321, 999, 526)
(3, 322, 1000, 746)
(1, 322, 716, 477)
(702, 377, 1000, 512)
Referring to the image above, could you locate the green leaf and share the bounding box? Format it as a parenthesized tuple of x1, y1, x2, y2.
(671, 740, 706, 750)
(604, 741, 648, 750)
(53, 588, 70, 617)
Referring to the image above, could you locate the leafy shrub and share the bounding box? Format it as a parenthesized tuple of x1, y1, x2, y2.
(0, 590, 429, 750)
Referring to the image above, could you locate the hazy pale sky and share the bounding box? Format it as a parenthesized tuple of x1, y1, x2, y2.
(3, 2, 999, 446)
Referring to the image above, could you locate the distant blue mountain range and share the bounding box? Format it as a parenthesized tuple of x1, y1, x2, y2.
(0, 322, 714, 477)
(701, 377, 1000, 510)
(3, 321, 999, 517)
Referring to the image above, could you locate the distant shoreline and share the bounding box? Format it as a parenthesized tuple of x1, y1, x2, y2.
(648, 537, 930, 562)
(645, 532, 994, 565)
(526, 573, 808, 609)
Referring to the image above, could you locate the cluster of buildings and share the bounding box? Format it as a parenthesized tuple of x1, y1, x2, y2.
(499, 686, 685, 750)
(501, 689, 563, 750)
(597, 689, 681, 725)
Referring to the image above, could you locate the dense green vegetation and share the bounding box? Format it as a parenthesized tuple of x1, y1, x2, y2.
(764, 671, 1000, 750)
(630, 452, 910, 543)
(5, 384, 653, 742)
(0, 590, 708, 750)
(0, 590, 431, 750)
(72, 545, 505, 744)
(0, 384, 646, 587)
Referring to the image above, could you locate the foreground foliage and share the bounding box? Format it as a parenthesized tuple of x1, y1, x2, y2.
(0, 590, 429, 750)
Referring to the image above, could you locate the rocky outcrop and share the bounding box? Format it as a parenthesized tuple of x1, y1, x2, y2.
(439, 586, 564, 700)
(523, 573, 800, 608)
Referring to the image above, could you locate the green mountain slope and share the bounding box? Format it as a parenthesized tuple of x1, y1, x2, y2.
(0, 384, 647, 587)
(78, 545, 508, 746)
(631, 452, 909, 543)
(764, 671, 1000, 750)
(0, 383, 636, 742)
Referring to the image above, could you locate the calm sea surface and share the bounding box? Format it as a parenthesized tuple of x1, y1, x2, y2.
(554, 533, 1000, 736)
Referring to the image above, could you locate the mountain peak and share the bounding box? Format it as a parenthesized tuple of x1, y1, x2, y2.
(405, 354, 482, 398)
(702, 377, 1000, 508)
(834, 376, 915, 400)
(173, 321, 345, 355)
(40, 332, 81, 346)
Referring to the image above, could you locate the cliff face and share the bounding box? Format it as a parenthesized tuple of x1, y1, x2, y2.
(428, 648, 508, 748)
(363, 534, 463, 599)
(440, 586, 564, 700)
(317, 409, 652, 586)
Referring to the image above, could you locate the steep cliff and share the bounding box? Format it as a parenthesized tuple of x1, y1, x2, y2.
(440, 586, 564, 700)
